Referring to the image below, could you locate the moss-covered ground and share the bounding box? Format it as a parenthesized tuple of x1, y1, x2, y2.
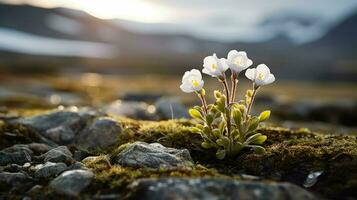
(1, 109, 356, 199)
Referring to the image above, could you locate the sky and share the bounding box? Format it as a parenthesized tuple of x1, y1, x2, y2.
(2, 0, 357, 43)
(2, 0, 356, 23)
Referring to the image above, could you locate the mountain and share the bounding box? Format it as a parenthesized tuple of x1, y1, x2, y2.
(0, 3, 356, 81)
(309, 11, 357, 54)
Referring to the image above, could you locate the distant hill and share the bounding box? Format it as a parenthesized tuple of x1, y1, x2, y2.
(0, 3, 356, 81)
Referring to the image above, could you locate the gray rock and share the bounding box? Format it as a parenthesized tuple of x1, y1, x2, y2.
(12, 110, 97, 144)
(34, 162, 67, 179)
(40, 146, 73, 164)
(77, 118, 122, 149)
(45, 126, 76, 145)
(129, 178, 319, 200)
(68, 162, 87, 170)
(49, 169, 94, 196)
(27, 143, 51, 154)
(0, 172, 32, 189)
(106, 100, 158, 120)
(112, 142, 193, 169)
(26, 185, 43, 195)
(0, 145, 32, 166)
(155, 97, 188, 119)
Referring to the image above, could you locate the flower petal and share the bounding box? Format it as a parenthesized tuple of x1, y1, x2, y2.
(190, 69, 202, 79)
(237, 51, 247, 57)
(264, 74, 275, 85)
(245, 68, 256, 81)
(227, 50, 238, 61)
(180, 83, 193, 93)
(246, 59, 253, 67)
(256, 64, 270, 77)
(202, 68, 211, 76)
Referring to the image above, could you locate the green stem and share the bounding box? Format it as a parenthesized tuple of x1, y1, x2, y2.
(246, 85, 259, 117)
(197, 91, 208, 115)
(230, 73, 238, 103)
(221, 78, 231, 138)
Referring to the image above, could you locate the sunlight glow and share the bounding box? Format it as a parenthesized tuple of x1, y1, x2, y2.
(5, 0, 172, 23)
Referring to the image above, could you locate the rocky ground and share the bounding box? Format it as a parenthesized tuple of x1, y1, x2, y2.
(0, 75, 356, 200)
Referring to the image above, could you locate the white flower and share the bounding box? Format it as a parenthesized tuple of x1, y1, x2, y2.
(202, 53, 229, 77)
(180, 69, 204, 93)
(226, 50, 253, 73)
(245, 64, 275, 86)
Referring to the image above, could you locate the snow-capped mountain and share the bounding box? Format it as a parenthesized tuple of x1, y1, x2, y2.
(0, 3, 356, 81)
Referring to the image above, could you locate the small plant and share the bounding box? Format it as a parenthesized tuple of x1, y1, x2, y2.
(180, 50, 275, 159)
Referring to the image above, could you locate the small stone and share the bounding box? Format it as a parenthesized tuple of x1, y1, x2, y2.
(49, 169, 94, 196)
(154, 97, 188, 119)
(40, 146, 73, 164)
(34, 162, 67, 179)
(69, 162, 87, 170)
(26, 185, 43, 195)
(77, 118, 122, 149)
(23, 162, 31, 168)
(27, 143, 51, 154)
(0, 172, 32, 190)
(112, 142, 193, 169)
(0, 145, 32, 166)
(73, 150, 91, 161)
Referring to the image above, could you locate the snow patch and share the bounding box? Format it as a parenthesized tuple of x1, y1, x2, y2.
(46, 14, 82, 36)
(0, 27, 117, 58)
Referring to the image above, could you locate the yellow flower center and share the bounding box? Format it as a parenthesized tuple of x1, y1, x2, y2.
(234, 57, 244, 66)
(257, 72, 265, 80)
(211, 64, 217, 71)
(191, 79, 200, 87)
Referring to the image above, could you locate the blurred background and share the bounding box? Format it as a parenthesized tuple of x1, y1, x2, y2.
(0, 0, 356, 133)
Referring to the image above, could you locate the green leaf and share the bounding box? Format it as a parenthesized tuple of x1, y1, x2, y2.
(234, 104, 246, 114)
(214, 90, 222, 99)
(247, 117, 259, 132)
(247, 145, 266, 154)
(245, 133, 267, 145)
(201, 141, 211, 149)
(216, 136, 230, 147)
(231, 129, 239, 139)
(259, 110, 271, 122)
(216, 98, 225, 113)
(193, 106, 202, 112)
(206, 114, 214, 125)
(195, 124, 204, 130)
(202, 126, 211, 136)
(218, 120, 226, 134)
(254, 135, 267, 145)
(216, 149, 226, 160)
(189, 127, 201, 133)
(212, 129, 221, 137)
(232, 109, 242, 125)
(189, 108, 203, 120)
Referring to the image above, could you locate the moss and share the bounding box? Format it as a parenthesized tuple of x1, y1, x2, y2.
(237, 134, 357, 199)
(103, 119, 357, 199)
(83, 155, 230, 197)
(0, 121, 41, 149)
